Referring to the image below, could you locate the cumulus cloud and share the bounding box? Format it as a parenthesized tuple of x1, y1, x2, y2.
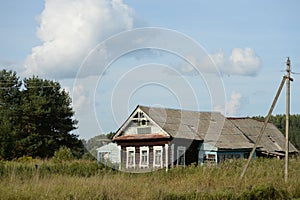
(211, 48, 261, 76)
(214, 91, 243, 116)
(72, 84, 90, 114)
(176, 47, 261, 77)
(24, 0, 135, 79)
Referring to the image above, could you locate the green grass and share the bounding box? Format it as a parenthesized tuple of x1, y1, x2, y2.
(0, 158, 299, 199)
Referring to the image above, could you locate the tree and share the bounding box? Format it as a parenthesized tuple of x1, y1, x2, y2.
(0, 70, 22, 159)
(19, 76, 84, 158)
(0, 70, 84, 159)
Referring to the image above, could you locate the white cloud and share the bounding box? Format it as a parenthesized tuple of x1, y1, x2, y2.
(211, 48, 261, 76)
(175, 47, 261, 77)
(226, 91, 242, 116)
(214, 91, 243, 116)
(23, 0, 135, 79)
(72, 84, 90, 114)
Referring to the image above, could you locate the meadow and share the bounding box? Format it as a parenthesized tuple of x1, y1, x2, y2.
(0, 158, 299, 200)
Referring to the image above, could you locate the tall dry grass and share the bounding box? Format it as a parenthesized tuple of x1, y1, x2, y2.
(0, 158, 299, 199)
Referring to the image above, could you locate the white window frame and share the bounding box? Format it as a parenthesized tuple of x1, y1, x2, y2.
(177, 146, 186, 166)
(153, 146, 163, 168)
(98, 151, 111, 163)
(139, 146, 149, 168)
(126, 147, 135, 168)
(137, 127, 152, 134)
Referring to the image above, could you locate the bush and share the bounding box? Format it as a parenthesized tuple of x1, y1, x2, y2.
(17, 156, 33, 162)
(52, 146, 74, 163)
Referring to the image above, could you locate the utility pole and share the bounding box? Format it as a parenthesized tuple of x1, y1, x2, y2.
(240, 75, 286, 179)
(285, 57, 293, 183)
(240, 58, 293, 180)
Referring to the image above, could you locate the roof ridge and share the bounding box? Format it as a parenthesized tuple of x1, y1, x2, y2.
(227, 117, 250, 120)
(138, 104, 221, 114)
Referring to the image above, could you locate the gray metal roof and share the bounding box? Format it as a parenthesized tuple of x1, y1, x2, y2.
(139, 105, 255, 150)
(228, 118, 299, 155)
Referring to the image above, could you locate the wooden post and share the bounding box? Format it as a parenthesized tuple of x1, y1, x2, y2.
(165, 144, 169, 172)
(240, 75, 286, 179)
(285, 57, 292, 183)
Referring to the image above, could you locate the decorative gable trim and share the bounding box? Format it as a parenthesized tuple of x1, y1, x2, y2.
(113, 105, 170, 140)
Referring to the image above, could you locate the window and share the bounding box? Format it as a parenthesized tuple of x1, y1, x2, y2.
(139, 146, 149, 168)
(137, 127, 151, 134)
(234, 154, 241, 159)
(133, 111, 149, 126)
(153, 146, 163, 168)
(177, 146, 186, 166)
(244, 152, 250, 159)
(99, 151, 111, 163)
(218, 154, 226, 162)
(141, 119, 148, 126)
(126, 147, 135, 168)
(226, 154, 233, 159)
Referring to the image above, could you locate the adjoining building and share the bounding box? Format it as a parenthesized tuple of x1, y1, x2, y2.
(228, 118, 298, 158)
(96, 142, 121, 168)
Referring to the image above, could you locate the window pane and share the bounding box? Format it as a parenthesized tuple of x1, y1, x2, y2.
(137, 127, 151, 134)
(154, 150, 162, 166)
(141, 150, 147, 165)
(177, 149, 185, 166)
(100, 152, 110, 162)
(128, 151, 134, 165)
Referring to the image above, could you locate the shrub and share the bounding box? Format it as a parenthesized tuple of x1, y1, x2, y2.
(17, 156, 33, 162)
(52, 146, 74, 163)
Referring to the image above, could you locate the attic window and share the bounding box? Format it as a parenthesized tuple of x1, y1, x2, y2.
(137, 127, 151, 134)
(133, 111, 149, 126)
(133, 111, 145, 119)
(141, 119, 147, 126)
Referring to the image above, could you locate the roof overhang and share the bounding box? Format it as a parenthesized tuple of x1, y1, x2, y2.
(113, 133, 170, 141)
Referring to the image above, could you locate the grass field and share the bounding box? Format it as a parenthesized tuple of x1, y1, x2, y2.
(0, 158, 299, 199)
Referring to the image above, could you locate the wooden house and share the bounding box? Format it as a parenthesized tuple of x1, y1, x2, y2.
(111, 105, 256, 171)
(100, 105, 298, 172)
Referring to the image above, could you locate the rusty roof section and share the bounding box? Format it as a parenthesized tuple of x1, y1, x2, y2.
(228, 118, 299, 155)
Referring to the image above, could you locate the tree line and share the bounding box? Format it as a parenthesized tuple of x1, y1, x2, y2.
(0, 69, 84, 160)
(0, 69, 298, 160)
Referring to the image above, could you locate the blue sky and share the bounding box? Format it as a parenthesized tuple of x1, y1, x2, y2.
(1, 0, 300, 139)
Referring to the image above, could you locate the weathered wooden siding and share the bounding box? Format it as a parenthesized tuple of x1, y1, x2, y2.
(170, 138, 201, 166)
(119, 144, 173, 172)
